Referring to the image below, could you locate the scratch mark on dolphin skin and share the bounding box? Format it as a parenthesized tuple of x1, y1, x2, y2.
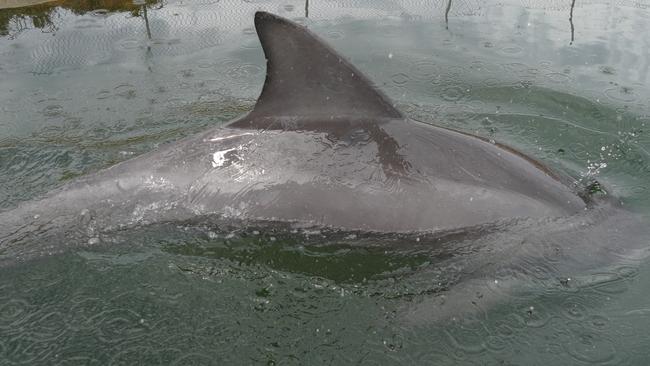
(207, 132, 256, 142)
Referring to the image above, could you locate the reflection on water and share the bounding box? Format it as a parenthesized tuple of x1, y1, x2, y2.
(1, 0, 650, 364)
(0, 0, 160, 38)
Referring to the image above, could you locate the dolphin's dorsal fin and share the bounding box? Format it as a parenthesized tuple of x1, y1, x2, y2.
(244, 11, 403, 121)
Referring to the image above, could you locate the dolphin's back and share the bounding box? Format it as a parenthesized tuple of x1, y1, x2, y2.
(198, 120, 585, 232)
(220, 11, 586, 231)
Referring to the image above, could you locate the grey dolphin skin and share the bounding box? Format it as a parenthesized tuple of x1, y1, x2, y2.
(1, 12, 594, 262)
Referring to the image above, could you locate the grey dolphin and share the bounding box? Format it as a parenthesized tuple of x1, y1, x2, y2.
(1, 12, 592, 261)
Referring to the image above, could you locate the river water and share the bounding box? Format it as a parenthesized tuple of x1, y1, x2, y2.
(1, 0, 649, 364)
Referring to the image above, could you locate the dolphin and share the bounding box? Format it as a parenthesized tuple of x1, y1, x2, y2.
(1, 12, 597, 263)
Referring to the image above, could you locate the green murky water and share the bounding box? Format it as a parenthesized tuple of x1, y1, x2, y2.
(1, 0, 650, 364)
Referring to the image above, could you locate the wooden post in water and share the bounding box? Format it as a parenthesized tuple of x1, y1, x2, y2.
(569, 0, 576, 44)
(445, 0, 452, 29)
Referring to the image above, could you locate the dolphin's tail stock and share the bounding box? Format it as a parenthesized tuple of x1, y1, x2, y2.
(0, 189, 103, 266)
(0, 200, 66, 266)
(0, 171, 181, 266)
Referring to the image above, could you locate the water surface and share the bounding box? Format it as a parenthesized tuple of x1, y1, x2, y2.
(1, 0, 650, 364)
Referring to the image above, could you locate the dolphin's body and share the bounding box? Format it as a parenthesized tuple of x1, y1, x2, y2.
(1, 12, 594, 262)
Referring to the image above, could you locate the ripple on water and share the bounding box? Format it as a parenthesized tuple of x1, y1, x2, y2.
(616, 265, 640, 280)
(411, 350, 455, 364)
(562, 321, 621, 364)
(499, 45, 523, 56)
(171, 353, 215, 365)
(95, 89, 112, 100)
(42, 104, 64, 118)
(228, 63, 264, 79)
(382, 332, 404, 352)
(55, 354, 102, 366)
(0, 298, 29, 328)
(409, 60, 441, 83)
(566, 141, 592, 161)
(108, 345, 162, 366)
(73, 17, 103, 30)
(391, 72, 410, 87)
(326, 29, 345, 39)
(113, 84, 137, 100)
(484, 334, 509, 354)
(523, 301, 553, 329)
(5, 335, 59, 364)
(561, 296, 589, 321)
(164, 97, 190, 108)
(494, 312, 527, 338)
(585, 271, 631, 295)
(242, 27, 256, 36)
(481, 77, 501, 88)
(545, 72, 571, 84)
(117, 38, 140, 51)
(443, 322, 489, 358)
(501, 62, 528, 75)
(604, 86, 638, 103)
(68, 296, 106, 326)
(29, 311, 67, 343)
(196, 59, 216, 69)
(538, 60, 553, 69)
(441, 85, 470, 102)
(93, 308, 147, 344)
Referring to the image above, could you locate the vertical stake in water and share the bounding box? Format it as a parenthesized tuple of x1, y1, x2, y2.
(445, 0, 452, 29)
(569, 0, 576, 44)
(134, 0, 152, 40)
(143, 3, 152, 40)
